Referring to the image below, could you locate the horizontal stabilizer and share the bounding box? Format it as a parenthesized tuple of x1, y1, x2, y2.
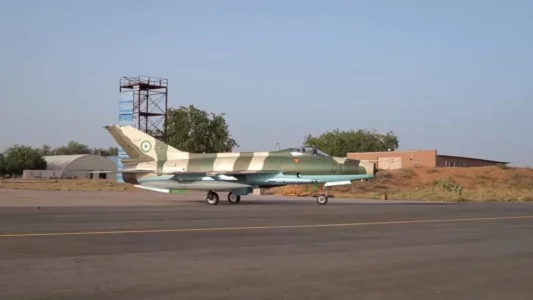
(120, 169, 154, 174)
(324, 180, 352, 187)
(121, 157, 154, 164)
(81, 169, 153, 174)
(134, 184, 189, 194)
(134, 184, 170, 193)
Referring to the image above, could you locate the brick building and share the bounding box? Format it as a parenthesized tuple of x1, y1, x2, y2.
(347, 150, 509, 170)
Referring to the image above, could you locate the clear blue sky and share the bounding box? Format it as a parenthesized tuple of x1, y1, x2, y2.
(1, 0, 531, 166)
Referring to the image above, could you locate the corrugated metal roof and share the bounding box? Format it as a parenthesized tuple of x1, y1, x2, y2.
(437, 154, 509, 164)
(43, 154, 89, 170)
(106, 156, 119, 165)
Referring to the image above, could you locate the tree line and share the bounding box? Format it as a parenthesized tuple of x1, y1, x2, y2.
(0, 142, 119, 177)
(0, 104, 399, 177)
(37, 141, 119, 157)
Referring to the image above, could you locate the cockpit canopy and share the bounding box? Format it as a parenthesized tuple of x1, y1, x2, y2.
(275, 146, 331, 157)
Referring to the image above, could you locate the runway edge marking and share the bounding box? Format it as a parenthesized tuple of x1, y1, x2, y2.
(2, 215, 533, 238)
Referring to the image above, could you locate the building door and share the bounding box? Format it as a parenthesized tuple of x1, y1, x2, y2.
(377, 157, 402, 170)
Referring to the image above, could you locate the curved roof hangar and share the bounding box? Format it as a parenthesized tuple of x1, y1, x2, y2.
(43, 154, 117, 179)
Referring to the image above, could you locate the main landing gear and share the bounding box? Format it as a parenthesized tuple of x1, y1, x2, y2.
(205, 191, 219, 205)
(227, 192, 241, 204)
(204, 191, 241, 205)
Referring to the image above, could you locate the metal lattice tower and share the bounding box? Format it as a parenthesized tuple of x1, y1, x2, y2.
(119, 75, 168, 142)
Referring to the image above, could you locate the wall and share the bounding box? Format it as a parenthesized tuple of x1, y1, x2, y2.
(347, 150, 438, 169)
(347, 150, 507, 169)
(22, 170, 63, 179)
(436, 155, 506, 167)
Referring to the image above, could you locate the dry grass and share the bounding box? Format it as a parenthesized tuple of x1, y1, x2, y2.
(0, 178, 139, 192)
(3, 166, 533, 202)
(269, 166, 533, 202)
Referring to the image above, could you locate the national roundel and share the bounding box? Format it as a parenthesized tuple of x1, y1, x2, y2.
(140, 140, 152, 153)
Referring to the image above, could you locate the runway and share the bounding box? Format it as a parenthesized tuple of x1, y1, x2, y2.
(1, 190, 533, 300)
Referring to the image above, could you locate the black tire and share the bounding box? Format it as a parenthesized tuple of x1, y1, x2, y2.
(205, 192, 220, 205)
(228, 192, 241, 204)
(316, 195, 328, 205)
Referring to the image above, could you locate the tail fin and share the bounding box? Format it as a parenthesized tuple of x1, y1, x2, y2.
(104, 125, 188, 161)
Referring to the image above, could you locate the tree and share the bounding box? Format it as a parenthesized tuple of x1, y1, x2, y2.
(105, 146, 118, 156)
(37, 143, 118, 156)
(303, 129, 399, 157)
(39, 144, 52, 156)
(89, 146, 118, 156)
(0, 153, 5, 176)
(50, 141, 91, 155)
(2, 145, 47, 176)
(165, 105, 238, 153)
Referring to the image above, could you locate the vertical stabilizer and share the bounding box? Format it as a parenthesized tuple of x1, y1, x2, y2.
(104, 125, 188, 161)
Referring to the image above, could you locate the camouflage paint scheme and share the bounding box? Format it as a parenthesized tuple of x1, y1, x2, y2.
(104, 125, 376, 197)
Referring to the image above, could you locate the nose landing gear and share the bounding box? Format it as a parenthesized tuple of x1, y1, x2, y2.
(316, 195, 328, 205)
(315, 186, 329, 205)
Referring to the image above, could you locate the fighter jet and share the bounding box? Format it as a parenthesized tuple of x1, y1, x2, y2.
(104, 124, 376, 205)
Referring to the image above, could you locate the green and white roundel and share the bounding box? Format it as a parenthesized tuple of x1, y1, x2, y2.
(140, 140, 152, 153)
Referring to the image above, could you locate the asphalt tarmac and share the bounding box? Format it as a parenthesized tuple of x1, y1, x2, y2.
(1, 189, 533, 300)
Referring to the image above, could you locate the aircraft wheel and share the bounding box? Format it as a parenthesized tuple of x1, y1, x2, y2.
(228, 192, 241, 204)
(205, 192, 219, 205)
(316, 195, 328, 205)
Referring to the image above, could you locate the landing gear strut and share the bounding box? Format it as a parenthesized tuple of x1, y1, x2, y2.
(227, 192, 241, 204)
(316, 186, 329, 205)
(205, 191, 219, 205)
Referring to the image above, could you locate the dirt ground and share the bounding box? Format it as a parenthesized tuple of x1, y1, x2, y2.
(2, 165, 533, 202)
(270, 165, 533, 202)
(0, 178, 139, 192)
